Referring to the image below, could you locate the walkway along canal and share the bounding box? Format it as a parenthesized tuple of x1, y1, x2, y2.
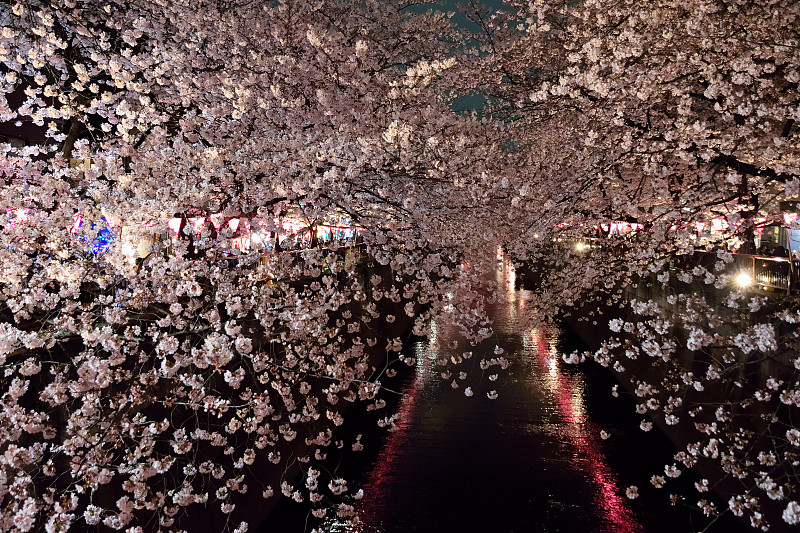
(261, 254, 749, 533)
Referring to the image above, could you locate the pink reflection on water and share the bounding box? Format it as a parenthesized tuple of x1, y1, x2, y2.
(350, 373, 422, 530)
(532, 326, 643, 533)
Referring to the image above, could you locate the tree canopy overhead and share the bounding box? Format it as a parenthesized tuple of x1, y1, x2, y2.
(1, 0, 799, 531)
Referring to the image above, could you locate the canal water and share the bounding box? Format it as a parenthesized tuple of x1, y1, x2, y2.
(263, 254, 747, 533)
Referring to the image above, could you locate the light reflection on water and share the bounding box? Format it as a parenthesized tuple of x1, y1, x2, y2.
(527, 327, 641, 533)
(324, 250, 644, 533)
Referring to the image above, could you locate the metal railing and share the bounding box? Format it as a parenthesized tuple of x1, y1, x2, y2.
(692, 251, 799, 294)
(733, 254, 798, 294)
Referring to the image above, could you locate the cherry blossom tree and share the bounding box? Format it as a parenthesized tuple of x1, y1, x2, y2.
(0, 0, 509, 531)
(464, 0, 799, 301)
(4, 0, 800, 531)
(459, 0, 800, 529)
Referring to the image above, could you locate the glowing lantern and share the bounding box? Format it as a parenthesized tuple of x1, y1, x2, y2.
(167, 218, 182, 237)
(69, 212, 83, 234)
(209, 213, 224, 229)
(189, 217, 206, 233)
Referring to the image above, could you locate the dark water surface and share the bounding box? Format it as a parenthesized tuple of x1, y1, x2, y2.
(265, 254, 747, 533)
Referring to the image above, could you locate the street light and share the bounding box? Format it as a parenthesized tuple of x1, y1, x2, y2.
(735, 272, 752, 288)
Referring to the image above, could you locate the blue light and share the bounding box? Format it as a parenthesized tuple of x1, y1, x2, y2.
(89, 218, 116, 254)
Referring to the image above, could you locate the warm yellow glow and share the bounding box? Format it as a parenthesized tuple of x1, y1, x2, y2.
(735, 272, 752, 287)
(120, 225, 153, 264)
(575, 242, 586, 251)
